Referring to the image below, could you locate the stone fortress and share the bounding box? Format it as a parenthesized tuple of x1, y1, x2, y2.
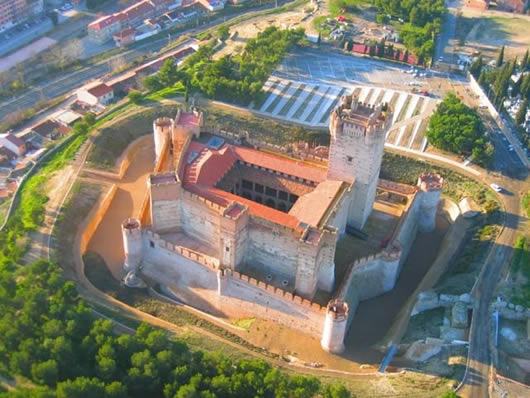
(121, 94, 444, 353)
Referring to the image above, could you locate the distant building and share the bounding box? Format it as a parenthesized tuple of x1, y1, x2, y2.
(0, 0, 43, 32)
(77, 82, 114, 106)
(88, 0, 183, 43)
(88, 14, 126, 44)
(54, 110, 82, 127)
(31, 119, 70, 141)
(198, 0, 224, 11)
(113, 27, 136, 47)
(0, 133, 25, 157)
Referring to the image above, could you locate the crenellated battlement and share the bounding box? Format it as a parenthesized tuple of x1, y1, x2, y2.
(326, 299, 349, 320)
(331, 94, 392, 137)
(144, 229, 220, 270)
(418, 173, 444, 192)
(220, 268, 326, 313)
(122, 218, 141, 235)
(180, 189, 226, 212)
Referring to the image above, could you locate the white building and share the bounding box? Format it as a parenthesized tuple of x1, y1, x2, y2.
(77, 82, 114, 106)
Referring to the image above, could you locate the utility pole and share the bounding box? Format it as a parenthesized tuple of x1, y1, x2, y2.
(168, 33, 171, 46)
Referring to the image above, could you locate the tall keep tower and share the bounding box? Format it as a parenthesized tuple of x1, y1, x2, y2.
(327, 95, 392, 230)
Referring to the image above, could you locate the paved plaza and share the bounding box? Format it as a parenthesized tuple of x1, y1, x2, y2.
(252, 48, 443, 153)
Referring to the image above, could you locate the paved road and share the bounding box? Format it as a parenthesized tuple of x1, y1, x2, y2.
(435, 0, 461, 66)
(459, 172, 524, 398)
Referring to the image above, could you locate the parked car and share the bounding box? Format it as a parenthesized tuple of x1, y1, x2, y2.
(490, 183, 503, 192)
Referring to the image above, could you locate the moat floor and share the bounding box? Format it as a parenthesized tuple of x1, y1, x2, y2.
(87, 136, 155, 279)
(342, 214, 451, 363)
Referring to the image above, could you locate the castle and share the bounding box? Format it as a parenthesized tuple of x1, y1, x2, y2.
(121, 95, 443, 353)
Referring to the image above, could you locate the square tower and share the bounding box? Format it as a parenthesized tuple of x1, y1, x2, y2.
(327, 95, 392, 230)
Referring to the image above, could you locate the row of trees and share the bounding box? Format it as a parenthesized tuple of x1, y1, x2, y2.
(0, 260, 352, 398)
(143, 27, 305, 105)
(470, 47, 530, 147)
(425, 93, 493, 166)
(374, 0, 445, 58)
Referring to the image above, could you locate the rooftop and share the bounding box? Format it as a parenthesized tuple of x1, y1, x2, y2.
(289, 180, 348, 228)
(0, 133, 24, 148)
(178, 111, 201, 127)
(178, 138, 338, 231)
(87, 83, 113, 98)
(88, 14, 124, 30)
(31, 119, 60, 137)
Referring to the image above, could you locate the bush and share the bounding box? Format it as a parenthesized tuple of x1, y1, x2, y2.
(128, 90, 144, 105)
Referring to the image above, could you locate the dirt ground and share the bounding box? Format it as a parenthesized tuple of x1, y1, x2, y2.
(214, 9, 309, 60)
(457, 5, 530, 61)
(86, 136, 155, 279)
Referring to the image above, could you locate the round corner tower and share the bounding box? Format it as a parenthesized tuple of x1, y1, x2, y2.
(417, 174, 443, 233)
(321, 299, 350, 354)
(153, 118, 174, 164)
(122, 218, 143, 273)
(327, 94, 393, 230)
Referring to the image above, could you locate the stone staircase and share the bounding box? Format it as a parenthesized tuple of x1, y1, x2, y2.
(185, 148, 209, 184)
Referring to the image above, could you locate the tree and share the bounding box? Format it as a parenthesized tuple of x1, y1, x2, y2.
(128, 90, 144, 104)
(143, 75, 163, 92)
(426, 93, 491, 167)
(469, 55, 483, 78)
(56, 377, 105, 398)
(369, 42, 376, 57)
(522, 74, 530, 99)
(404, 49, 409, 63)
(496, 45, 505, 67)
(158, 59, 180, 87)
(105, 381, 128, 398)
(82, 112, 96, 126)
(478, 71, 486, 87)
(521, 48, 529, 70)
(217, 25, 230, 41)
(512, 74, 523, 97)
(31, 360, 59, 386)
(323, 384, 352, 398)
(377, 37, 386, 57)
(515, 99, 528, 125)
(72, 121, 89, 135)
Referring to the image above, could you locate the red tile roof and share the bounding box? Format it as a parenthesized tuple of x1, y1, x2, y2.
(2, 133, 24, 148)
(114, 27, 135, 39)
(88, 14, 124, 31)
(87, 83, 113, 98)
(232, 146, 327, 183)
(122, 1, 155, 21)
(185, 184, 303, 231)
(178, 112, 201, 127)
(180, 140, 331, 230)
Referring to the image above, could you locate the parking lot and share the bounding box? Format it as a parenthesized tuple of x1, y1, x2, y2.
(253, 47, 457, 153)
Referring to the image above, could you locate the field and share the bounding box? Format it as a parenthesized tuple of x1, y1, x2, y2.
(456, 7, 530, 60)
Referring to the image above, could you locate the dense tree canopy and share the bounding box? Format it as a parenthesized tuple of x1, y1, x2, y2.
(146, 27, 304, 105)
(0, 260, 351, 397)
(426, 93, 493, 166)
(374, 0, 445, 57)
